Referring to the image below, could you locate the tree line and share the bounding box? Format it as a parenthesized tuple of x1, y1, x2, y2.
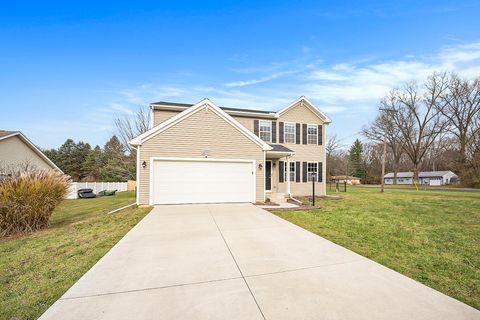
(328, 72, 480, 187)
(43, 135, 135, 182)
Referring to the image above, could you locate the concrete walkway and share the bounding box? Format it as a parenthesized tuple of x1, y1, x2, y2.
(40, 204, 480, 320)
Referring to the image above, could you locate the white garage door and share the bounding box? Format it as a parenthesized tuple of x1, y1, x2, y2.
(151, 159, 255, 204)
(429, 179, 442, 186)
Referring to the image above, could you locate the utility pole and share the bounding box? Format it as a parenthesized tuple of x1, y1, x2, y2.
(379, 108, 397, 193)
(380, 135, 387, 193)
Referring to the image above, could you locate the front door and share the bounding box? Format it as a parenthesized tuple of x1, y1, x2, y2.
(265, 161, 272, 191)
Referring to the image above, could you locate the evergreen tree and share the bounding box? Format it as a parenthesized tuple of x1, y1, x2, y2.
(57, 139, 78, 179)
(83, 145, 103, 180)
(99, 135, 132, 181)
(349, 139, 366, 179)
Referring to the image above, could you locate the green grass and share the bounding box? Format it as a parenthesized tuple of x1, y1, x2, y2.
(274, 188, 480, 310)
(0, 192, 152, 320)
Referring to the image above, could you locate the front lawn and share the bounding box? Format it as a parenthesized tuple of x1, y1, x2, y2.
(0, 191, 152, 320)
(274, 188, 480, 309)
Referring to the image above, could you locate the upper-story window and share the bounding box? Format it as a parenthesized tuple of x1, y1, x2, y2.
(307, 124, 318, 144)
(259, 120, 272, 142)
(284, 122, 296, 144)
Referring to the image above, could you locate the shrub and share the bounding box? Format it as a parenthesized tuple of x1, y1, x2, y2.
(0, 169, 71, 236)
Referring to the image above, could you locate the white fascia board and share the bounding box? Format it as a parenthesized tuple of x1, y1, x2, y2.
(276, 96, 332, 124)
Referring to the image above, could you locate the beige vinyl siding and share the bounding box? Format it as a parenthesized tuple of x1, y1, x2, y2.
(0, 136, 55, 171)
(274, 102, 326, 196)
(139, 107, 265, 204)
(152, 110, 181, 126)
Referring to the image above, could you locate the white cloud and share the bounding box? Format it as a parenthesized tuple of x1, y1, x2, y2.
(301, 41, 480, 114)
(224, 70, 299, 88)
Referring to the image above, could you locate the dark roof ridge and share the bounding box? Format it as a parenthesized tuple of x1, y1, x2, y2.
(151, 101, 276, 114)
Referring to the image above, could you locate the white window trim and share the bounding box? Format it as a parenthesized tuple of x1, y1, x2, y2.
(307, 124, 318, 145)
(259, 120, 272, 143)
(284, 161, 296, 182)
(307, 161, 318, 182)
(283, 122, 296, 144)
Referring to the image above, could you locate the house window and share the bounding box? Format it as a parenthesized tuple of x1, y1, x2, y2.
(307, 125, 318, 144)
(259, 120, 272, 142)
(284, 162, 296, 182)
(284, 123, 296, 144)
(307, 162, 318, 182)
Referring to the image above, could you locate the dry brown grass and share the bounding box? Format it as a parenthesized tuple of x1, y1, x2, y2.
(0, 169, 70, 236)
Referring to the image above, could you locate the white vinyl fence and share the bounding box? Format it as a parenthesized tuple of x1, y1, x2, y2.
(67, 182, 128, 199)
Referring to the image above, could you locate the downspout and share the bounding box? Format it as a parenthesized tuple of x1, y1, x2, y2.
(133, 145, 140, 205)
(263, 150, 266, 202)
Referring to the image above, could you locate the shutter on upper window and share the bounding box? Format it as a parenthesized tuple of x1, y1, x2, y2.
(272, 121, 277, 143)
(279, 161, 284, 183)
(302, 124, 307, 144)
(295, 162, 301, 182)
(318, 125, 323, 145)
(302, 162, 307, 182)
(279, 122, 284, 143)
(254, 120, 259, 136)
(296, 123, 301, 144)
(318, 162, 323, 182)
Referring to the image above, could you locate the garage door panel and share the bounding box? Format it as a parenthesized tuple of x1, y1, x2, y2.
(152, 160, 254, 204)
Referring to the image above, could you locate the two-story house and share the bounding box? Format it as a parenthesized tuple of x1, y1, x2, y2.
(130, 96, 331, 205)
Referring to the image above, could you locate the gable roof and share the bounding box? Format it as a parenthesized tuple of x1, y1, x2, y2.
(131, 99, 273, 150)
(150, 96, 331, 123)
(384, 171, 458, 178)
(0, 130, 62, 172)
(276, 96, 332, 123)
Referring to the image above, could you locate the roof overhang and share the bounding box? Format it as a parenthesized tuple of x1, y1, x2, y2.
(0, 132, 63, 172)
(132, 99, 273, 151)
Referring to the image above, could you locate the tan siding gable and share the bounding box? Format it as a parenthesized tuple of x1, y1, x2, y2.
(0, 136, 54, 170)
(153, 110, 180, 126)
(279, 102, 325, 124)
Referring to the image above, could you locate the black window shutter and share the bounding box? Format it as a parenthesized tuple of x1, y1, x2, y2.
(318, 125, 323, 145)
(295, 123, 301, 144)
(279, 122, 284, 143)
(302, 162, 307, 182)
(302, 124, 307, 144)
(254, 120, 259, 136)
(279, 161, 284, 183)
(272, 121, 277, 143)
(318, 162, 323, 182)
(295, 161, 301, 182)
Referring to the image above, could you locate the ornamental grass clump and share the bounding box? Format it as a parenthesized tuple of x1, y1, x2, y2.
(0, 169, 70, 237)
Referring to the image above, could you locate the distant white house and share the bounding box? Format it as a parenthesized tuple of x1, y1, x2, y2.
(384, 171, 459, 186)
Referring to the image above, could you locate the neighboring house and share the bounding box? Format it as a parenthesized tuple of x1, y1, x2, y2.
(384, 171, 459, 186)
(130, 97, 331, 205)
(0, 130, 61, 172)
(330, 175, 361, 185)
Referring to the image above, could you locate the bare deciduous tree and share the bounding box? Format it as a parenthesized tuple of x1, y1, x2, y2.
(436, 74, 480, 173)
(384, 73, 449, 183)
(114, 107, 151, 153)
(362, 110, 405, 184)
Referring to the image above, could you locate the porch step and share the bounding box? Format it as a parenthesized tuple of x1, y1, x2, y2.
(268, 192, 288, 204)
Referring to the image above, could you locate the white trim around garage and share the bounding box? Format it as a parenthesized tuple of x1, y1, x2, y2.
(148, 157, 257, 205)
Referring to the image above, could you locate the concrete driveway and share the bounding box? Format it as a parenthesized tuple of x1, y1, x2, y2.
(40, 204, 479, 320)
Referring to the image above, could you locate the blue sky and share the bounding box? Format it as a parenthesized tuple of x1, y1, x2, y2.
(1, 1, 479, 149)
